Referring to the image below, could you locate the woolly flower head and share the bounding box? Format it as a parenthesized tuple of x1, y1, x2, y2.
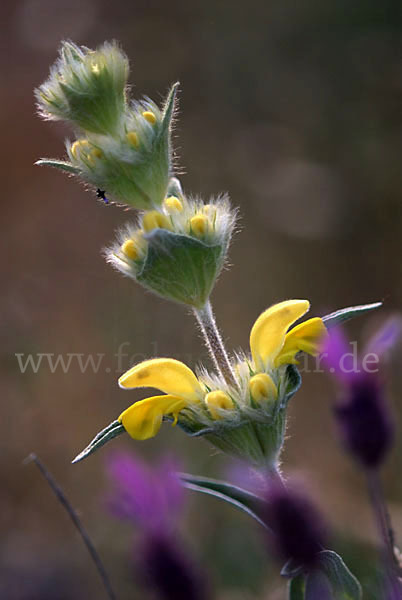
(36, 40, 178, 210)
(105, 193, 237, 307)
(35, 40, 129, 135)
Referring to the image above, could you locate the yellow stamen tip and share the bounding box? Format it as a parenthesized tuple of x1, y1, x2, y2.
(142, 211, 171, 233)
(121, 239, 139, 261)
(142, 111, 157, 125)
(190, 214, 209, 237)
(249, 373, 277, 404)
(164, 196, 183, 213)
(205, 390, 234, 420)
(126, 131, 139, 148)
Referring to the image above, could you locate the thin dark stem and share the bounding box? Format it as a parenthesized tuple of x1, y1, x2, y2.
(25, 453, 117, 600)
(193, 300, 238, 389)
(366, 468, 402, 579)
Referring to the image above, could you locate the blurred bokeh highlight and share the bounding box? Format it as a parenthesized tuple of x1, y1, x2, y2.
(2, 0, 402, 598)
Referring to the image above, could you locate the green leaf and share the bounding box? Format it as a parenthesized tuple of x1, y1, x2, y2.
(288, 575, 306, 600)
(35, 159, 81, 174)
(322, 302, 382, 329)
(312, 550, 362, 600)
(72, 420, 125, 464)
(179, 473, 268, 529)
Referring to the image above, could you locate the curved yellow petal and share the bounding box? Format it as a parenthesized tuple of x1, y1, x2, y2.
(249, 373, 277, 403)
(275, 317, 328, 367)
(118, 358, 202, 401)
(118, 394, 187, 440)
(205, 390, 234, 420)
(250, 300, 310, 370)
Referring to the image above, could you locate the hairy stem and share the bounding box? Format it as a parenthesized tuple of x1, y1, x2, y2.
(366, 469, 402, 579)
(25, 453, 117, 600)
(193, 300, 238, 388)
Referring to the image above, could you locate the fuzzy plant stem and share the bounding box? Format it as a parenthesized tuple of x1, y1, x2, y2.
(25, 453, 117, 600)
(193, 300, 238, 389)
(366, 469, 402, 580)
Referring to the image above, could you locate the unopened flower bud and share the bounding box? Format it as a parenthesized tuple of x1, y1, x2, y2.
(106, 195, 236, 308)
(205, 390, 234, 419)
(249, 373, 277, 405)
(142, 211, 171, 233)
(164, 196, 183, 213)
(35, 41, 129, 135)
(190, 214, 209, 237)
(36, 41, 179, 210)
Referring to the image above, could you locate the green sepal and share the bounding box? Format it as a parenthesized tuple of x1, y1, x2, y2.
(137, 229, 225, 308)
(72, 420, 125, 464)
(288, 575, 306, 600)
(35, 159, 81, 174)
(179, 473, 268, 529)
(160, 82, 179, 137)
(322, 302, 382, 329)
(177, 365, 301, 466)
(311, 550, 362, 600)
(284, 551, 362, 600)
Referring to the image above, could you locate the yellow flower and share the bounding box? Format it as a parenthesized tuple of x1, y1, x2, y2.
(249, 299, 327, 371)
(118, 358, 204, 440)
(118, 300, 327, 441)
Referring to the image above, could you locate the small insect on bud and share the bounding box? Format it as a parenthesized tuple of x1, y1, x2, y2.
(205, 390, 234, 419)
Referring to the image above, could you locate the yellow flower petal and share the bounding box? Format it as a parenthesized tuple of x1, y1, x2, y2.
(275, 317, 328, 366)
(118, 394, 186, 440)
(118, 358, 202, 401)
(250, 300, 310, 371)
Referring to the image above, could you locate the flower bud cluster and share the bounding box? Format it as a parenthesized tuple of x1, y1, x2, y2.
(36, 41, 177, 209)
(106, 193, 236, 307)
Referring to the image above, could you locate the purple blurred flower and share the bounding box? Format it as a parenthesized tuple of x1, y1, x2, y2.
(105, 451, 184, 534)
(384, 576, 402, 600)
(322, 319, 401, 469)
(140, 534, 206, 600)
(105, 451, 207, 600)
(264, 480, 327, 569)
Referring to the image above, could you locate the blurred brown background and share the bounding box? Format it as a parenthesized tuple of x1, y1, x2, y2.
(2, 0, 402, 598)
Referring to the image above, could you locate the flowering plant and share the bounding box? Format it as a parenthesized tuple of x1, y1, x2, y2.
(35, 40, 401, 599)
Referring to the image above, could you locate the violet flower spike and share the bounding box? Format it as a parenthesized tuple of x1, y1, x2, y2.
(105, 451, 207, 600)
(263, 480, 327, 569)
(322, 324, 399, 469)
(322, 320, 402, 584)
